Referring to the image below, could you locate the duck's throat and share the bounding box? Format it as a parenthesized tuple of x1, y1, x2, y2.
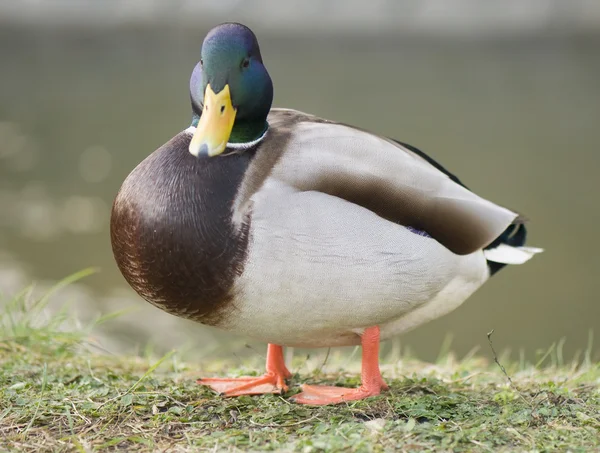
(228, 119, 268, 145)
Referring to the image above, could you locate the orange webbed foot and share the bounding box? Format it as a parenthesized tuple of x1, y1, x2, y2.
(198, 371, 290, 396)
(291, 325, 388, 405)
(292, 381, 387, 405)
(198, 344, 292, 397)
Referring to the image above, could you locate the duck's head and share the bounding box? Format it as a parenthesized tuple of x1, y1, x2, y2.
(189, 23, 273, 158)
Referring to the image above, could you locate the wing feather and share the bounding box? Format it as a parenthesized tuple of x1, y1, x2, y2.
(265, 109, 519, 255)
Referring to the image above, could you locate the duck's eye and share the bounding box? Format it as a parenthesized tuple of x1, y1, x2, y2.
(241, 58, 250, 69)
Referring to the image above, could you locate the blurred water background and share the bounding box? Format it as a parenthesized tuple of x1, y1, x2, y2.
(0, 0, 599, 363)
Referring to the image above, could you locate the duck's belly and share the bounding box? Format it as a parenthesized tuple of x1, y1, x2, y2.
(223, 182, 489, 347)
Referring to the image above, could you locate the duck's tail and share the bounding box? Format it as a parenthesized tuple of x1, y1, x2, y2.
(483, 223, 544, 276)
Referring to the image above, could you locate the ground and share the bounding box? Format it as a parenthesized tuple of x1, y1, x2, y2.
(1, 276, 599, 452)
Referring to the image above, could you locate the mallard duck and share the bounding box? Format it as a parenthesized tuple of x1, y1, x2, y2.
(110, 23, 543, 405)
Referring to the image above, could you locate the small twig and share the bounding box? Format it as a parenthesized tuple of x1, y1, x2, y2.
(487, 330, 514, 386)
(487, 330, 533, 408)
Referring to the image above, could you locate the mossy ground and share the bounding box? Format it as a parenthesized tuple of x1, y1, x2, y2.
(1, 275, 599, 452)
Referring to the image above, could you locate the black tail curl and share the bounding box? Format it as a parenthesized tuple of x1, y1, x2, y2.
(485, 222, 528, 276)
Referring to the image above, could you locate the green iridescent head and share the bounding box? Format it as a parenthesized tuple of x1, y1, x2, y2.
(189, 23, 273, 157)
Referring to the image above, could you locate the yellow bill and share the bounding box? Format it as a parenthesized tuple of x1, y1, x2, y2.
(189, 84, 237, 157)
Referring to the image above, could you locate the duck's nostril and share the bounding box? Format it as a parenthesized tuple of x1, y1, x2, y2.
(220, 105, 225, 114)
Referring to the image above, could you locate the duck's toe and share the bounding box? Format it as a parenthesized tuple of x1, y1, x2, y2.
(198, 370, 290, 396)
(291, 383, 385, 405)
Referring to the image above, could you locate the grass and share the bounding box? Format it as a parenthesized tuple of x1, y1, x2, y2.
(0, 275, 599, 452)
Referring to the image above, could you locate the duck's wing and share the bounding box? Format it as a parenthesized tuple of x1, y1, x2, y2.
(263, 109, 521, 256)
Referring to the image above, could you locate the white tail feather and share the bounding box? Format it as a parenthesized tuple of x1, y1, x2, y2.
(484, 244, 544, 265)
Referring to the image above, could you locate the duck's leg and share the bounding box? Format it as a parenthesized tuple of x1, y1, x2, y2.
(197, 344, 292, 396)
(292, 326, 388, 405)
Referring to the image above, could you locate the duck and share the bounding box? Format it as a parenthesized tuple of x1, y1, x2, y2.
(110, 22, 543, 405)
